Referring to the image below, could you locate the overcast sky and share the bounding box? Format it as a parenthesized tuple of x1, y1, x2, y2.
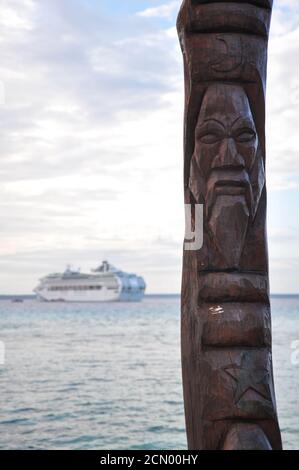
(0, 0, 298, 294)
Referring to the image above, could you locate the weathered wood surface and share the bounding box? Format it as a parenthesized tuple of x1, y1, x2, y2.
(178, 0, 282, 450)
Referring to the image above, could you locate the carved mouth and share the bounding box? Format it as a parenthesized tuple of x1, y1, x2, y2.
(215, 180, 247, 196)
(207, 170, 253, 218)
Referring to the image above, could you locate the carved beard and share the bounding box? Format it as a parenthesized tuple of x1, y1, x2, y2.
(208, 194, 250, 268)
(206, 170, 253, 268)
(189, 151, 265, 268)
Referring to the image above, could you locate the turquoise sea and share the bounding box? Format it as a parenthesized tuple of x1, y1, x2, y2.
(0, 295, 298, 450)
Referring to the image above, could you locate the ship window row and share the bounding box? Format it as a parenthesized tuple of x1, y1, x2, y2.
(49, 285, 103, 291)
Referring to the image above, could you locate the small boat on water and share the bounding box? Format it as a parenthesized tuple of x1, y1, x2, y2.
(34, 261, 146, 303)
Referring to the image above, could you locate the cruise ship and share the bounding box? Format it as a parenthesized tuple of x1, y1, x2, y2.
(34, 261, 146, 302)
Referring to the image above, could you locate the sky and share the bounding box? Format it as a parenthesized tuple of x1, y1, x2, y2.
(0, 0, 298, 294)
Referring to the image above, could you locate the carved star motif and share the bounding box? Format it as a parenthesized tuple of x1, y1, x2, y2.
(223, 353, 272, 405)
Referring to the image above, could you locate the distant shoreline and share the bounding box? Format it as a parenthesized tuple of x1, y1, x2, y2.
(1, 293, 299, 300)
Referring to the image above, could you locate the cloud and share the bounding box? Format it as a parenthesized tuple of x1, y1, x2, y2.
(0, 0, 298, 294)
(0, 0, 185, 293)
(265, 1, 299, 193)
(137, 1, 180, 20)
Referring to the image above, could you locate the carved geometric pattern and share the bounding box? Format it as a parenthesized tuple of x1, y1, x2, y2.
(223, 352, 271, 404)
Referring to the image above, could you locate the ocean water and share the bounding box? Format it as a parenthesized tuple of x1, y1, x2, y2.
(0, 295, 298, 450)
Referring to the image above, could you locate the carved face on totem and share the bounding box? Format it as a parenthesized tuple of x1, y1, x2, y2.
(189, 83, 265, 267)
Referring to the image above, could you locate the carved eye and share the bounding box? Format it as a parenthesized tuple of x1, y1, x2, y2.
(234, 129, 256, 143)
(199, 133, 222, 144)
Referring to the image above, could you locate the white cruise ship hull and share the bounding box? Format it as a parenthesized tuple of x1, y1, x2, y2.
(34, 261, 146, 303)
(35, 288, 144, 303)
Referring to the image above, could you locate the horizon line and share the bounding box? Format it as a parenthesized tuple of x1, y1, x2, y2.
(1, 293, 299, 299)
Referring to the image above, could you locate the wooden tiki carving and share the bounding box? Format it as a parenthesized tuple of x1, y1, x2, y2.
(178, 0, 282, 450)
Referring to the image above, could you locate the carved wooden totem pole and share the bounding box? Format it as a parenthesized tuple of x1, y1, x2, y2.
(178, 0, 282, 449)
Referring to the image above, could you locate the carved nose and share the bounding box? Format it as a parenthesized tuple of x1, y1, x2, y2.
(212, 138, 245, 170)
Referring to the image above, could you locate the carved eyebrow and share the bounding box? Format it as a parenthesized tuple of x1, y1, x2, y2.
(201, 118, 225, 129)
(231, 116, 256, 130)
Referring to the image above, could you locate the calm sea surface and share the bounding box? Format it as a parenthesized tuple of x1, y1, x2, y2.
(0, 295, 298, 450)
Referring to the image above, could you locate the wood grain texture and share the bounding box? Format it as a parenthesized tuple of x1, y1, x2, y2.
(178, 0, 282, 450)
